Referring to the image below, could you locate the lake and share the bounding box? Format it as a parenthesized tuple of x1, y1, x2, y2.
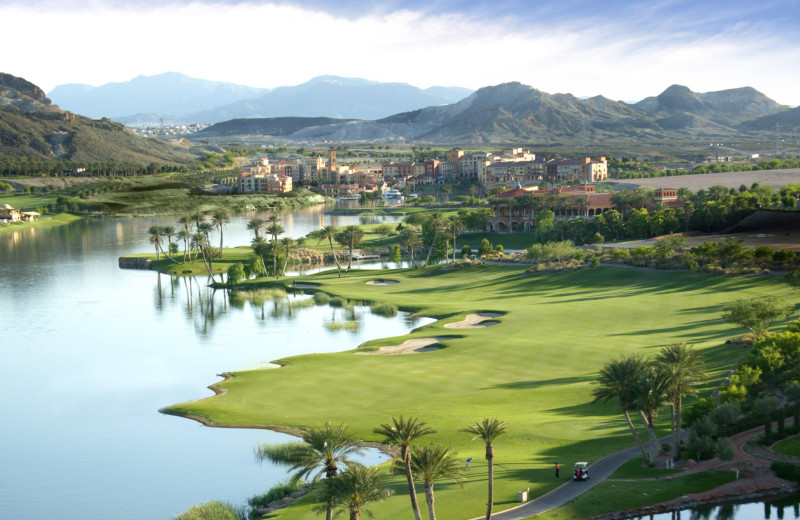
(634, 495, 800, 520)
(0, 206, 431, 520)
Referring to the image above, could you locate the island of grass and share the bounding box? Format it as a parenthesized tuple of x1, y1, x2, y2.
(163, 264, 797, 520)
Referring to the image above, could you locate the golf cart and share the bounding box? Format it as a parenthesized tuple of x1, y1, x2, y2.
(573, 462, 589, 481)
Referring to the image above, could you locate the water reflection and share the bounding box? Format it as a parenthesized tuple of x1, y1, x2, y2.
(636, 496, 800, 520)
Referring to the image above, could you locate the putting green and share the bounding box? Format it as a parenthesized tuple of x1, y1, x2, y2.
(166, 265, 795, 519)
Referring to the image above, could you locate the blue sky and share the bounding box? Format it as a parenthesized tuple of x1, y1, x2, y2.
(3, 0, 799, 105)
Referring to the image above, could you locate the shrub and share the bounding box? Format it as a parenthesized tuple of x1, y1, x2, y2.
(247, 481, 304, 516)
(771, 461, 800, 482)
(174, 500, 243, 520)
(313, 292, 331, 305)
(329, 296, 348, 307)
(370, 302, 398, 317)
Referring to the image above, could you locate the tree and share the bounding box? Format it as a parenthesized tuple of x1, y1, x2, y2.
(655, 343, 707, 460)
(280, 237, 295, 276)
(478, 238, 493, 257)
(373, 416, 435, 520)
(423, 212, 445, 266)
(722, 296, 794, 340)
(312, 225, 343, 278)
(461, 418, 507, 520)
(399, 230, 423, 267)
(226, 263, 245, 285)
(447, 214, 463, 264)
(375, 224, 392, 240)
(323, 464, 393, 520)
(147, 225, 164, 260)
(441, 185, 452, 203)
(336, 226, 364, 270)
(211, 210, 230, 257)
(631, 367, 671, 460)
(391, 244, 402, 263)
(255, 423, 363, 520)
(251, 236, 270, 276)
(592, 354, 650, 461)
(410, 443, 465, 520)
(786, 270, 800, 292)
(247, 217, 265, 239)
(266, 220, 285, 278)
(177, 228, 192, 263)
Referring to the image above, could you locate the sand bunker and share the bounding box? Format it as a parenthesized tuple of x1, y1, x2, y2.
(444, 312, 503, 329)
(358, 337, 450, 355)
(366, 280, 399, 285)
(291, 282, 320, 288)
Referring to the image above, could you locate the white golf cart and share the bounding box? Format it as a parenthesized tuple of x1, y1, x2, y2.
(573, 461, 589, 481)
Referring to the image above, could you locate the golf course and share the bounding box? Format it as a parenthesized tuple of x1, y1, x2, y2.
(164, 264, 796, 519)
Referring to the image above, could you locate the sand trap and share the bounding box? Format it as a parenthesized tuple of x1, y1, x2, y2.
(358, 337, 450, 355)
(444, 312, 503, 329)
(366, 280, 399, 285)
(291, 282, 320, 288)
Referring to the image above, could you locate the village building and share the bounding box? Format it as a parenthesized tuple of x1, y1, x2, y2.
(1, 204, 40, 223)
(237, 172, 293, 194)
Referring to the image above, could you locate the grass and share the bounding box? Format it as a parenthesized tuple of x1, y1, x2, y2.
(164, 264, 796, 520)
(0, 192, 61, 209)
(0, 213, 83, 236)
(609, 456, 683, 479)
(772, 435, 800, 457)
(534, 471, 737, 520)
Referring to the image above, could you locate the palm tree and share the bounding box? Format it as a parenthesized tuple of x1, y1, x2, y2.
(323, 464, 393, 520)
(592, 354, 650, 460)
(251, 236, 270, 276)
(189, 212, 204, 232)
(177, 215, 192, 232)
(399, 230, 422, 267)
(211, 210, 230, 257)
(177, 228, 191, 263)
(255, 422, 363, 520)
(461, 418, 507, 520)
(442, 185, 452, 203)
(247, 217, 265, 239)
(147, 225, 164, 259)
(320, 225, 343, 277)
(335, 226, 364, 271)
(655, 343, 707, 460)
(161, 225, 176, 260)
(373, 416, 435, 520)
(280, 237, 295, 276)
(410, 443, 465, 520)
(632, 367, 672, 461)
(423, 212, 445, 267)
(266, 221, 285, 278)
(447, 214, 463, 263)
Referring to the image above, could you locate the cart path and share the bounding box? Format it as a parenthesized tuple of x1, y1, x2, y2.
(483, 424, 779, 520)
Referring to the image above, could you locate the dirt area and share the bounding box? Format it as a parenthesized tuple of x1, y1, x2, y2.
(611, 229, 800, 252)
(444, 312, 503, 329)
(602, 169, 800, 192)
(357, 337, 450, 355)
(366, 280, 399, 285)
(5, 176, 102, 189)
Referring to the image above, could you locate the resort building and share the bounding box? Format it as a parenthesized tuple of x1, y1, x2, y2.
(0, 204, 40, 223)
(238, 172, 293, 194)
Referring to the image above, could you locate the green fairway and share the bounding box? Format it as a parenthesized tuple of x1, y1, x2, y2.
(0, 213, 83, 235)
(772, 435, 800, 457)
(165, 265, 796, 519)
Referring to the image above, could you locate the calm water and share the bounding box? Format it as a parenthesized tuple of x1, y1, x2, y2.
(0, 206, 431, 520)
(635, 495, 800, 520)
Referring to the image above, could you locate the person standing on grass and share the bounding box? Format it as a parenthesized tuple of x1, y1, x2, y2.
(555, 462, 559, 478)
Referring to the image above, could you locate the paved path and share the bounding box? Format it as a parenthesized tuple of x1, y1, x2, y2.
(481, 444, 643, 520)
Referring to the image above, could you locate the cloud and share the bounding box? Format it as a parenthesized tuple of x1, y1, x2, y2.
(2, 0, 799, 105)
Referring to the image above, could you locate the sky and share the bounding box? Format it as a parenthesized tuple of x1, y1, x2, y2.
(3, 0, 800, 105)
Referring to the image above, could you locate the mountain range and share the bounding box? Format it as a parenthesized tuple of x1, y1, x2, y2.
(0, 73, 199, 164)
(193, 82, 798, 144)
(48, 73, 474, 124)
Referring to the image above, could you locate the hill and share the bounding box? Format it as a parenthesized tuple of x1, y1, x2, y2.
(48, 72, 270, 121)
(230, 82, 794, 144)
(194, 116, 359, 138)
(0, 73, 199, 165)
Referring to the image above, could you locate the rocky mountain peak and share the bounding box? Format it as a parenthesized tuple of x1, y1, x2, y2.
(0, 73, 50, 104)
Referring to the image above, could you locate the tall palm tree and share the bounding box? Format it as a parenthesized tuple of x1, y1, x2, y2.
(161, 225, 176, 261)
(147, 225, 163, 259)
(319, 225, 343, 277)
(280, 237, 295, 276)
(177, 228, 191, 263)
(210, 210, 230, 257)
(461, 418, 507, 520)
(255, 422, 363, 520)
(323, 464, 393, 520)
(592, 354, 650, 461)
(410, 443, 465, 520)
(399, 230, 422, 267)
(655, 343, 707, 459)
(335, 226, 364, 271)
(423, 212, 445, 266)
(266, 222, 285, 278)
(251, 236, 270, 276)
(447, 214, 463, 263)
(247, 217, 265, 239)
(189, 211, 204, 232)
(373, 416, 435, 520)
(632, 368, 672, 461)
